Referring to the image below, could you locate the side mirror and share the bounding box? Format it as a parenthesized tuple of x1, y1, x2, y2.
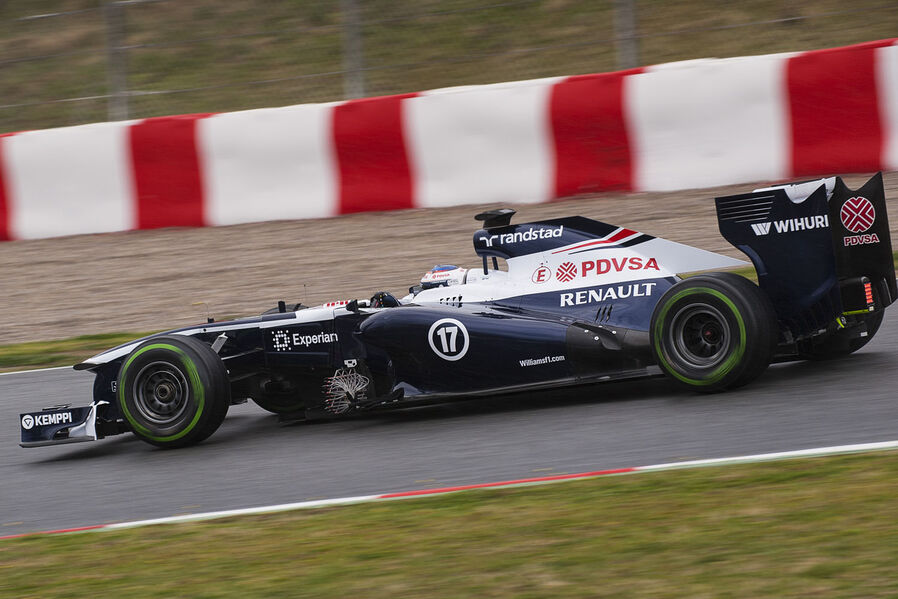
(346, 299, 359, 312)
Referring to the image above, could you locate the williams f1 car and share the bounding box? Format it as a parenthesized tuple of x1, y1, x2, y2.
(19, 173, 895, 449)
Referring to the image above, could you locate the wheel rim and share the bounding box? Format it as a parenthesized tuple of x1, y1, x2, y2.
(132, 361, 191, 425)
(667, 303, 731, 368)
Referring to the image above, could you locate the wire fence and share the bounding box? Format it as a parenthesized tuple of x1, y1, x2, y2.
(0, 0, 896, 133)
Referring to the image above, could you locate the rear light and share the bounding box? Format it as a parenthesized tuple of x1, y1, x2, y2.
(864, 281, 874, 309)
(839, 276, 876, 315)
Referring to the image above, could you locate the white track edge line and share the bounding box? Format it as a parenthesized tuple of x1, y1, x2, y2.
(633, 440, 898, 471)
(103, 495, 381, 531)
(87, 439, 898, 534)
(0, 366, 72, 377)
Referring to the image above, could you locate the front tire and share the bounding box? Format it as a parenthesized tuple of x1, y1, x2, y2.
(650, 273, 778, 392)
(117, 335, 230, 448)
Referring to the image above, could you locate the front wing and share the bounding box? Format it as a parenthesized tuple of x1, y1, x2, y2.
(19, 402, 107, 448)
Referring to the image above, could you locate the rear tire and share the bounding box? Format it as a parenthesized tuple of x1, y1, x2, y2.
(117, 335, 230, 448)
(650, 273, 778, 392)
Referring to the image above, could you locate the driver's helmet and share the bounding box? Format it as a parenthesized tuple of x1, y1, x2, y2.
(420, 265, 467, 289)
(370, 291, 400, 308)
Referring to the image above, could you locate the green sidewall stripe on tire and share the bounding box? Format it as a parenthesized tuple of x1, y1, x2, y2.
(653, 287, 747, 386)
(118, 343, 206, 443)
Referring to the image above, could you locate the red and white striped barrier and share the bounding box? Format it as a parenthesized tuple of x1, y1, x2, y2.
(0, 39, 896, 241)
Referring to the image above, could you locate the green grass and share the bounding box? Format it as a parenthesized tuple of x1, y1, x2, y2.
(2, 451, 897, 597)
(1, 0, 896, 132)
(0, 332, 152, 372)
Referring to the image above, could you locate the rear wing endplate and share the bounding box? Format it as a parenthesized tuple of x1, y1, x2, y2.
(715, 172, 894, 336)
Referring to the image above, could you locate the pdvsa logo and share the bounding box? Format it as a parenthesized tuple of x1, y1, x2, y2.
(840, 196, 879, 246)
(556, 262, 577, 283)
(840, 197, 875, 233)
(556, 258, 658, 282)
(581, 257, 658, 276)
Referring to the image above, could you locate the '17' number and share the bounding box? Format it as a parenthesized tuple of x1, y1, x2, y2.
(428, 318, 470, 361)
(435, 326, 458, 353)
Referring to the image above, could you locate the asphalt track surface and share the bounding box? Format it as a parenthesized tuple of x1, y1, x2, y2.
(2, 314, 897, 537)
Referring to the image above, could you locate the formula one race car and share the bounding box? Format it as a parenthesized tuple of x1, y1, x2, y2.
(19, 173, 895, 449)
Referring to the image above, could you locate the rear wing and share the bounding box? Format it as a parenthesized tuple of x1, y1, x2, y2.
(715, 172, 895, 336)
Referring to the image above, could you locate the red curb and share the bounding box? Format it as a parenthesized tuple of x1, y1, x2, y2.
(379, 467, 637, 498)
(0, 524, 107, 540)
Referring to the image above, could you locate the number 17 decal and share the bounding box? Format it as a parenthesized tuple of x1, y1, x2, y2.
(428, 318, 470, 361)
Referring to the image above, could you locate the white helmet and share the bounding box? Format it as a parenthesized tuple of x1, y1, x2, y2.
(420, 265, 468, 289)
